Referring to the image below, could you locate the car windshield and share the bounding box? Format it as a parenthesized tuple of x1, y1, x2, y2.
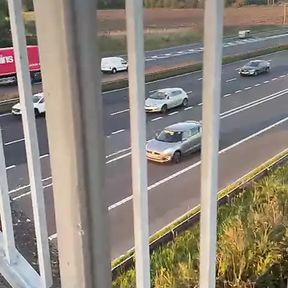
(248, 61, 260, 67)
(156, 130, 182, 143)
(32, 95, 41, 103)
(149, 91, 167, 100)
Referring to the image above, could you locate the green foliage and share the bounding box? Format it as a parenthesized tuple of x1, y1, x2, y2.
(0, 0, 11, 47)
(113, 162, 288, 287)
(22, 0, 34, 12)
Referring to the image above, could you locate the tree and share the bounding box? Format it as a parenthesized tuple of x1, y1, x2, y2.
(0, 0, 11, 47)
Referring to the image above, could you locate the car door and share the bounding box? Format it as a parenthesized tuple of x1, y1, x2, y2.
(170, 90, 182, 108)
(165, 91, 175, 108)
(181, 129, 194, 154)
(191, 126, 202, 151)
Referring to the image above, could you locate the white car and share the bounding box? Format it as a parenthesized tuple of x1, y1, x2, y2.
(145, 88, 189, 113)
(101, 57, 128, 74)
(12, 92, 45, 116)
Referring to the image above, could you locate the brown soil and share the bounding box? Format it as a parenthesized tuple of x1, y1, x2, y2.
(97, 6, 286, 33)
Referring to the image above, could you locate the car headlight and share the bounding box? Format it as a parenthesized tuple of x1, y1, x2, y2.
(162, 149, 173, 156)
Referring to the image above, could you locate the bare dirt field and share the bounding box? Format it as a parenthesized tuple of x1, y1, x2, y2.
(97, 6, 286, 34)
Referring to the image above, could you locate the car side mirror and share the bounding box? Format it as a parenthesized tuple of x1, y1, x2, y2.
(167, 96, 170, 99)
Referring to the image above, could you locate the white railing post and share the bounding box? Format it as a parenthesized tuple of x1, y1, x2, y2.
(0, 129, 17, 265)
(33, 0, 112, 286)
(7, 0, 52, 287)
(199, 0, 224, 287)
(125, 0, 151, 287)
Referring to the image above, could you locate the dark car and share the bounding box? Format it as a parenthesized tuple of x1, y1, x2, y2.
(239, 60, 270, 76)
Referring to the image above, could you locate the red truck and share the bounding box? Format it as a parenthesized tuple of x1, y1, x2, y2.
(0, 45, 41, 85)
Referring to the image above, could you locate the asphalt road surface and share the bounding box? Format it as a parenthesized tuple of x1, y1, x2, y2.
(0, 31, 288, 98)
(2, 50, 288, 260)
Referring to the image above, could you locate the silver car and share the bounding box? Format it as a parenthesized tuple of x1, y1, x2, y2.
(239, 60, 270, 76)
(145, 88, 189, 113)
(146, 121, 202, 163)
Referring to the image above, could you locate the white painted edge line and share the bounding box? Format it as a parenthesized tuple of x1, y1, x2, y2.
(0, 112, 13, 118)
(40, 154, 49, 159)
(280, 75, 286, 78)
(109, 115, 288, 210)
(198, 103, 203, 106)
(12, 183, 53, 201)
(111, 129, 125, 135)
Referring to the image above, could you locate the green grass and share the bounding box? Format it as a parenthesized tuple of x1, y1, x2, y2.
(113, 154, 288, 287)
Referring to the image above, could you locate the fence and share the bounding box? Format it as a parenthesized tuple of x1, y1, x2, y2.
(0, 0, 224, 287)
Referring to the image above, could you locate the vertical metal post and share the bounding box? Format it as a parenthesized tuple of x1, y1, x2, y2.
(33, 0, 111, 287)
(7, 0, 52, 287)
(199, 0, 224, 286)
(126, 0, 151, 287)
(0, 129, 17, 265)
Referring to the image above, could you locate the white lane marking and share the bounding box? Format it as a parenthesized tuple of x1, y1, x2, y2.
(226, 78, 236, 83)
(151, 117, 163, 122)
(280, 75, 286, 78)
(254, 83, 261, 87)
(223, 93, 232, 98)
(263, 81, 270, 84)
(235, 68, 240, 71)
(149, 90, 157, 93)
(6, 165, 16, 170)
(272, 78, 278, 81)
(106, 88, 288, 164)
(168, 111, 178, 116)
(184, 106, 193, 111)
(244, 87, 252, 90)
(164, 53, 171, 56)
(109, 115, 288, 210)
(12, 183, 53, 201)
(235, 90, 242, 94)
(106, 152, 132, 164)
(110, 109, 130, 116)
(187, 91, 193, 94)
(198, 77, 203, 81)
(40, 154, 49, 159)
(198, 103, 203, 106)
(9, 176, 53, 195)
(106, 147, 131, 159)
(4, 138, 24, 146)
(111, 129, 125, 135)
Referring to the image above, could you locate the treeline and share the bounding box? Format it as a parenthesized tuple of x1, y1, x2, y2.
(19, 0, 272, 10)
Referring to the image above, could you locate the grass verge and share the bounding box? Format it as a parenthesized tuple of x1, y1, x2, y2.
(112, 148, 288, 287)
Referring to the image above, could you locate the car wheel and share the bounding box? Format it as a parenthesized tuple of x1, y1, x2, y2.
(161, 104, 168, 113)
(254, 70, 258, 76)
(112, 68, 117, 74)
(34, 108, 40, 117)
(172, 151, 181, 164)
(265, 66, 270, 73)
(182, 98, 188, 107)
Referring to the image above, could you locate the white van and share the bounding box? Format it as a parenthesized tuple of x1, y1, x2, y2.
(101, 57, 128, 74)
(238, 30, 251, 39)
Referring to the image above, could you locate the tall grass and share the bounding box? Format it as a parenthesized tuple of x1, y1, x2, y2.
(113, 163, 288, 287)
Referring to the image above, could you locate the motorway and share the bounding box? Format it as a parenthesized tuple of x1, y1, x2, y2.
(1, 50, 288, 260)
(0, 31, 288, 97)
